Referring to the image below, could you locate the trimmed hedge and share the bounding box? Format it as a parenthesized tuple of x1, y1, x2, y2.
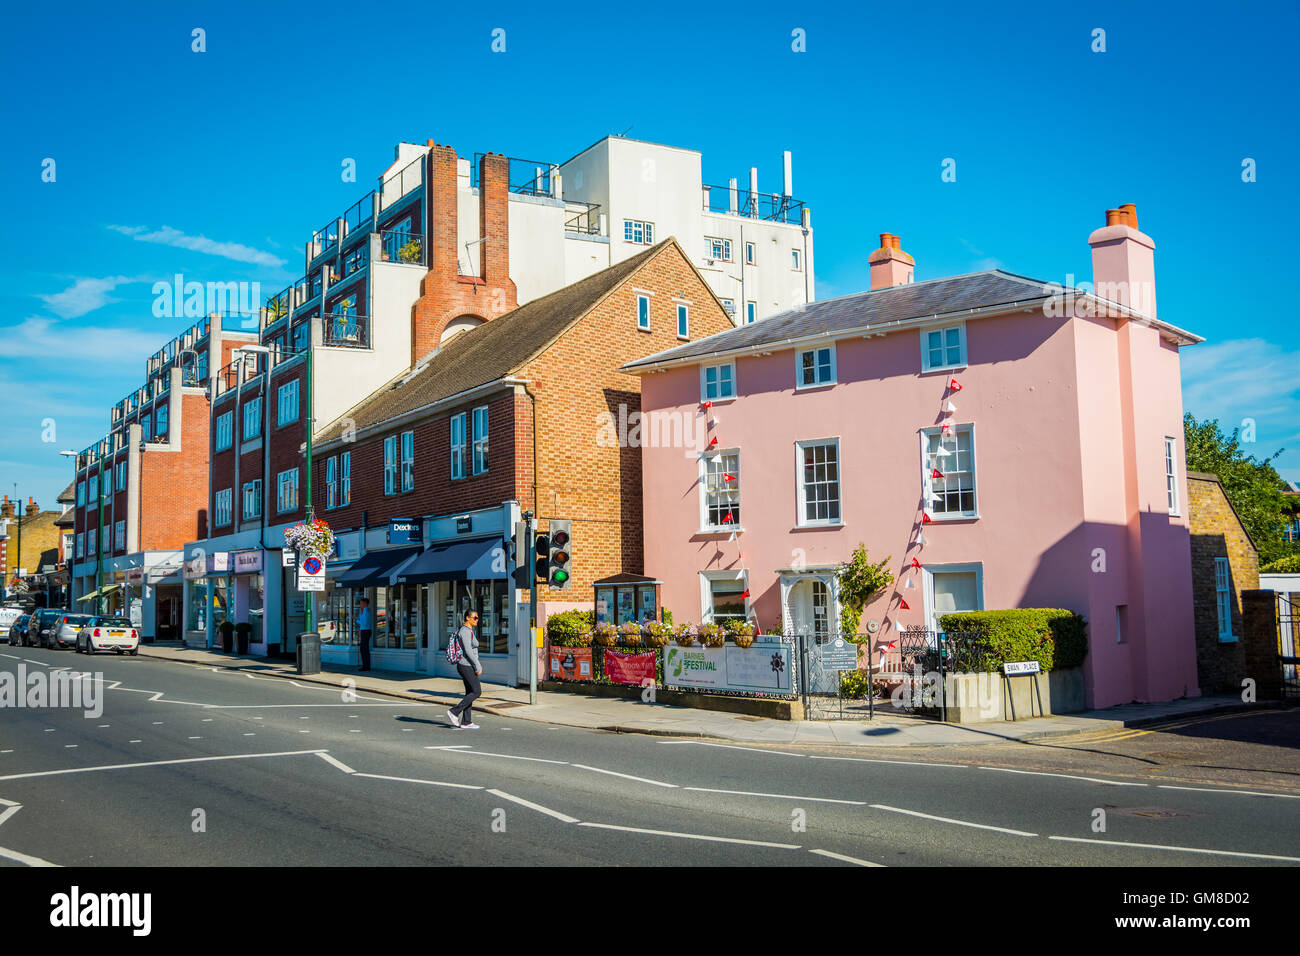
(938, 608, 1088, 673)
(546, 610, 594, 647)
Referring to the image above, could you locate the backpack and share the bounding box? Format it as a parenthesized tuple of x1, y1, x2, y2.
(445, 628, 463, 664)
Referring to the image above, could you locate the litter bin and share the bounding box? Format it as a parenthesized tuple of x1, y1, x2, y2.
(297, 631, 321, 675)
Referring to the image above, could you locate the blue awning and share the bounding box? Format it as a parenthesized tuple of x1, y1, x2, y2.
(396, 538, 505, 584)
(334, 546, 421, 588)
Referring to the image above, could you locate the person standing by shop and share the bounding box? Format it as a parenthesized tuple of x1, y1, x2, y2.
(357, 596, 372, 671)
(447, 609, 482, 729)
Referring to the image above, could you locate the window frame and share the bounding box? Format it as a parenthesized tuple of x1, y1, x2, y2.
(700, 362, 737, 402)
(699, 448, 741, 533)
(676, 303, 689, 339)
(450, 413, 467, 480)
(794, 343, 837, 390)
(400, 429, 415, 492)
(277, 379, 300, 427)
(340, 451, 351, 506)
(472, 406, 489, 476)
(919, 322, 968, 373)
(922, 562, 985, 633)
(623, 219, 654, 245)
(326, 456, 338, 510)
(1214, 556, 1235, 642)
(76, 481, 85, 506)
(700, 569, 750, 624)
(215, 411, 233, 451)
(745, 242, 755, 265)
(276, 468, 299, 515)
(215, 488, 232, 527)
(794, 438, 843, 527)
(1165, 436, 1181, 516)
(705, 236, 732, 261)
(116, 461, 127, 490)
(384, 435, 398, 495)
(746, 301, 756, 324)
(242, 396, 263, 442)
(919, 424, 979, 520)
(242, 479, 263, 520)
(792, 248, 802, 271)
(114, 520, 125, 552)
(636, 294, 651, 332)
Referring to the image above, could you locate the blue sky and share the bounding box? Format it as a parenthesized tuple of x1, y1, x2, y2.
(2, 0, 1297, 512)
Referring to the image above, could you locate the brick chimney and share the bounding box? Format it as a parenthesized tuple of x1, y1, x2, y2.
(0, 496, 12, 519)
(869, 233, 914, 290)
(1088, 203, 1156, 317)
(411, 143, 519, 366)
(25, 497, 38, 517)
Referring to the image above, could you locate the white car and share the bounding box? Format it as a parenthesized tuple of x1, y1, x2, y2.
(75, 617, 140, 655)
(0, 606, 22, 642)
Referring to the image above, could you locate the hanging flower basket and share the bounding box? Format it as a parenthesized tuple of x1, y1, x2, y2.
(593, 622, 619, 646)
(674, 623, 698, 647)
(284, 519, 335, 559)
(619, 621, 643, 646)
(726, 618, 757, 648)
(643, 620, 673, 647)
(699, 623, 725, 648)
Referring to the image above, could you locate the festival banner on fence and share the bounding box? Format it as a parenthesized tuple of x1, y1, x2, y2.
(549, 646, 593, 681)
(604, 649, 657, 686)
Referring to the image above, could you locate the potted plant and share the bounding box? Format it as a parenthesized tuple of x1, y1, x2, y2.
(219, 620, 234, 653)
(699, 623, 725, 648)
(619, 621, 643, 646)
(235, 621, 252, 655)
(593, 621, 618, 646)
(727, 618, 757, 648)
(674, 622, 697, 647)
(398, 240, 422, 263)
(643, 620, 673, 647)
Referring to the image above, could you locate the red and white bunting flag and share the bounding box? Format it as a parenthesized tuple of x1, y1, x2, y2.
(915, 532, 925, 546)
(740, 589, 750, 599)
(941, 424, 952, 436)
(729, 531, 738, 542)
(904, 577, 916, 589)
(899, 599, 910, 611)
(722, 511, 734, 523)
(922, 512, 933, 524)
(708, 436, 718, 447)
(702, 400, 712, 409)
(723, 473, 736, 482)
(945, 400, 957, 413)
(931, 468, 944, 479)
(949, 378, 963, 391)
(911, 557, 922, 569)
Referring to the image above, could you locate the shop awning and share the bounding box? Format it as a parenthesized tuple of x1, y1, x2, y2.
(76, 584, 122, 603)
(76, 589, 101, 603)
(396, 538, 505, 584)
(335, 546, 422, 589)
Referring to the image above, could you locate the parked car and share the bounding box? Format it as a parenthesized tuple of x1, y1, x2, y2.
(31, 609, 66, 649)
(9, 614, 32, 646)
(76, 617, 140, 655)
(0, 605, 23, 642)
(49, 613, 93, 649)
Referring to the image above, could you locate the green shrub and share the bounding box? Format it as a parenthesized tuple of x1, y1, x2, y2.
(839, 669, 872, 699)
(662, 609, 673, 627)
(938, 609, 1088, 673)
(1262, 554, 1300, 574)
(546, 609, 593, 646)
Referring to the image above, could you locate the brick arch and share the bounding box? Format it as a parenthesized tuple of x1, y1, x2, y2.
(440, 313, 486, 343)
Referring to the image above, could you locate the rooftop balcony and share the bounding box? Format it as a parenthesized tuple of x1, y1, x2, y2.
(472, 154, 558, 198)
(701, 184, 807, 226)
(380, 155, 424, 212)
(564, 201, 603, 236)
(322, 312, 369, 349)
(377, 230, 424, 266)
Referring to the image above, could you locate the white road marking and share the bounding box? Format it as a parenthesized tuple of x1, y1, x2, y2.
(299, 730, 311, 734)
(871, 804, 1037, 837)
(243, 733, 255, 737)
(0, 749, 327, 781)
(348, 729, 361, 733)
(152, 721, 163, 725)
(352, 772, 481, 790)
(98, 724, 110, 728)
(43, 729, 54, 733)
(316, 753, 357, 774)
(188, 737, 203, 740)
(1048, 835, 1300, 862)
(810, 755, 969, 769)
(685, 786, 866, 806)
(429, 748, 567, 765)
(427, 745, 472, 751)
(658, 741, 807, 758)
(578, 821, 801, 849)
(22, 659, 51, 666)
(0, 844, 60, 867)
(978, 766, 1147, 787)
(487, 789, 580, 823)
(63, 745, 77, 749)
(572, 764, 678, 788)
(0, 750, 12, 754)
(202, 718, 213, 722)
(809, 848, 886, 867)
(129, 740, 141, 744)
(1157, 784, 1300, 800)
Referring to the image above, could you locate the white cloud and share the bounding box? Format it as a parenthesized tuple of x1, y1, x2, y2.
(109, 224, 287, 269)
(38, 275, 138, 318)
(0, 316, 163, 363)
(1182, 337, 1300, 480)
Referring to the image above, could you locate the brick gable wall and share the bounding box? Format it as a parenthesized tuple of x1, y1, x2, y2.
(1188, 474, 1258, 692)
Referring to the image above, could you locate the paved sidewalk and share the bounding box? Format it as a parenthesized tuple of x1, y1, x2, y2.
(136, 643, 1261, 748)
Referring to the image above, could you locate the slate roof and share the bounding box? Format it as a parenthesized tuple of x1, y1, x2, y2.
(317, 240, 677, 443)
(622, 269, 1200, 372)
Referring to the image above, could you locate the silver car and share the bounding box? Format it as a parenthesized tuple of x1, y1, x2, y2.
(51, 613, 93, 649)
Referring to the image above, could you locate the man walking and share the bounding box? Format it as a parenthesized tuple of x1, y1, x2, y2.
(447, 609, 482, 729)
(357, 597, 372, 672)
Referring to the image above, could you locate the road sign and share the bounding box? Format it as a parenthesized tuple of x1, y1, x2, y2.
(298, 555, 325, 592)
(1003, 660, 1042, 676)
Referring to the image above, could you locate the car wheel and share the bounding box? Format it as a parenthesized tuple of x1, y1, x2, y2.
(86, 639, 94, 656)
(75, 639, 83, 654)
(129, 648, 138, 656)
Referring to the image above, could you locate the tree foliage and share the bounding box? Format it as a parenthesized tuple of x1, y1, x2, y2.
(1184, 414, 1295, 565)
(838, 543, 894, 638)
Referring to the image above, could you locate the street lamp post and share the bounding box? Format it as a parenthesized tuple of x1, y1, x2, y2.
(303, 341, 315, 639)
(59, 451, 76, 609)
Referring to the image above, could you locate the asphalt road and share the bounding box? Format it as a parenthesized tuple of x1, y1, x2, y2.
(2, 645, 1298, 867)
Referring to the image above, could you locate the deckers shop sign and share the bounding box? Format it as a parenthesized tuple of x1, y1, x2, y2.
(388, 519, 421, 545)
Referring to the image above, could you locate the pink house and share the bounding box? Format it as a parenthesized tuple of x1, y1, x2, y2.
(624, 205, 1203, 709)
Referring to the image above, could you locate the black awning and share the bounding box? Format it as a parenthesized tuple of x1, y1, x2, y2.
(334, 546, 422, 589)
(396, 538, 505, 584)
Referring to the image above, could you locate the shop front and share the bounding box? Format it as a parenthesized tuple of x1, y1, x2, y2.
(331, 542, 423, 671)
(231, 549, 267, 653)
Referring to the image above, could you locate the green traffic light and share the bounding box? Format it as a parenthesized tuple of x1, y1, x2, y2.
(552, 568, 569, 584)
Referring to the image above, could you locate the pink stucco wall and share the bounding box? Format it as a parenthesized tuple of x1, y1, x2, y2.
(639, 306, 1198, 709)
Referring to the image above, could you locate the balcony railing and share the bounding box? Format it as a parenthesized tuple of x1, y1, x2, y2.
(322, 312, 369, 349)
(472, 154, 557, 197)
(701, 184, 807, 225)
(378, 231, 425, 265)
(564, 201, 602, 235)
(341, 190, 375, 239)
(380, 156, 424, 211)
(313, 219, 339, 255)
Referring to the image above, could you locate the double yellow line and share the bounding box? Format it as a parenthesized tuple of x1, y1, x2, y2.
(1080, 709, 1263, 744)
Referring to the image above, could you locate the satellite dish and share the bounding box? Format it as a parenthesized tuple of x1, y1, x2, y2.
(866, 619, 880, 634)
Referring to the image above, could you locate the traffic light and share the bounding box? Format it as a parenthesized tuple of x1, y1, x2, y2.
(534, 531, 550, 584)
(548, 519, 572, 590)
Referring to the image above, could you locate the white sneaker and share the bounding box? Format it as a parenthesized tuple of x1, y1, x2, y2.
(447, 709, 461, 727)
(461, 723, 481, 730)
